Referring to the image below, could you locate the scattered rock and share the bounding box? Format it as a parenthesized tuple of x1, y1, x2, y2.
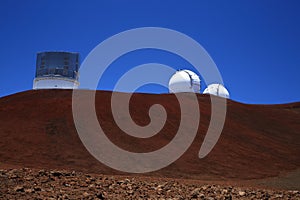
(96, 193, 105, 199)
(239, 191, 246, 196)
(83, 192, 90, 197)
(24, 188, 34, 193)
(34, 186, 42, 191)
(50, 171, 62, 177)
(14, 186, 24, 192)
(190, 188, 201, 198)
(1, 168, 299, 199)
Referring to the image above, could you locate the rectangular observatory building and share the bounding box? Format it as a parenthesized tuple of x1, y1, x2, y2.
(33, 51, 80, 89)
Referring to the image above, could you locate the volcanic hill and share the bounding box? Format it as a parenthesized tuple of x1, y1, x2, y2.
(0, 89, 299, 190)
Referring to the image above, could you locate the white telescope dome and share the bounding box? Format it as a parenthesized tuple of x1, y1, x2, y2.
(168, 70, 200, 93)
(203, 83, 230, 98)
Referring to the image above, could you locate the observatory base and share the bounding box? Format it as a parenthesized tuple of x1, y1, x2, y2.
(33, 77, 79, 89)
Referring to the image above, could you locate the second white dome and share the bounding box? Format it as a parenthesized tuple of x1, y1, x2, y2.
(203, 84, 230, 98)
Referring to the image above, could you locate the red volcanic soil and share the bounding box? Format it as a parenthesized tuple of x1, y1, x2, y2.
(0, 90, 299, 189)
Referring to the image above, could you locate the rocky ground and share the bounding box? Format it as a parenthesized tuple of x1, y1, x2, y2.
(0, 168, 299, 200)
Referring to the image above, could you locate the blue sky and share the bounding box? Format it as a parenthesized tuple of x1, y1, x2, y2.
(0, 0, 299, 104)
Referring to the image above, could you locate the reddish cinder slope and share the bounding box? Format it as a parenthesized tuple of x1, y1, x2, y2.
(0, 90, 299, 181)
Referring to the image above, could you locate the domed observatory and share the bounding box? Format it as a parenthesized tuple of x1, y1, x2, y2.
(203, 83, 230, 98)
(33, 51, 80, 89)
(169, 70, 200, 93)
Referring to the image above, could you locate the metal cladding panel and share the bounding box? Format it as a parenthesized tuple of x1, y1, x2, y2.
(35, 52, 79, 80)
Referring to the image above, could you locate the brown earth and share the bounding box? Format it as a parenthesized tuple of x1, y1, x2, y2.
(0, 89, 299, 192)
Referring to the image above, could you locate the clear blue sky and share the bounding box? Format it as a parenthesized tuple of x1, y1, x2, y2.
(0, 0, 299, 104)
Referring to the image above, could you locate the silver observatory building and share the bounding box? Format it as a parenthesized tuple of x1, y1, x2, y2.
(33, 51, 80, 89)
